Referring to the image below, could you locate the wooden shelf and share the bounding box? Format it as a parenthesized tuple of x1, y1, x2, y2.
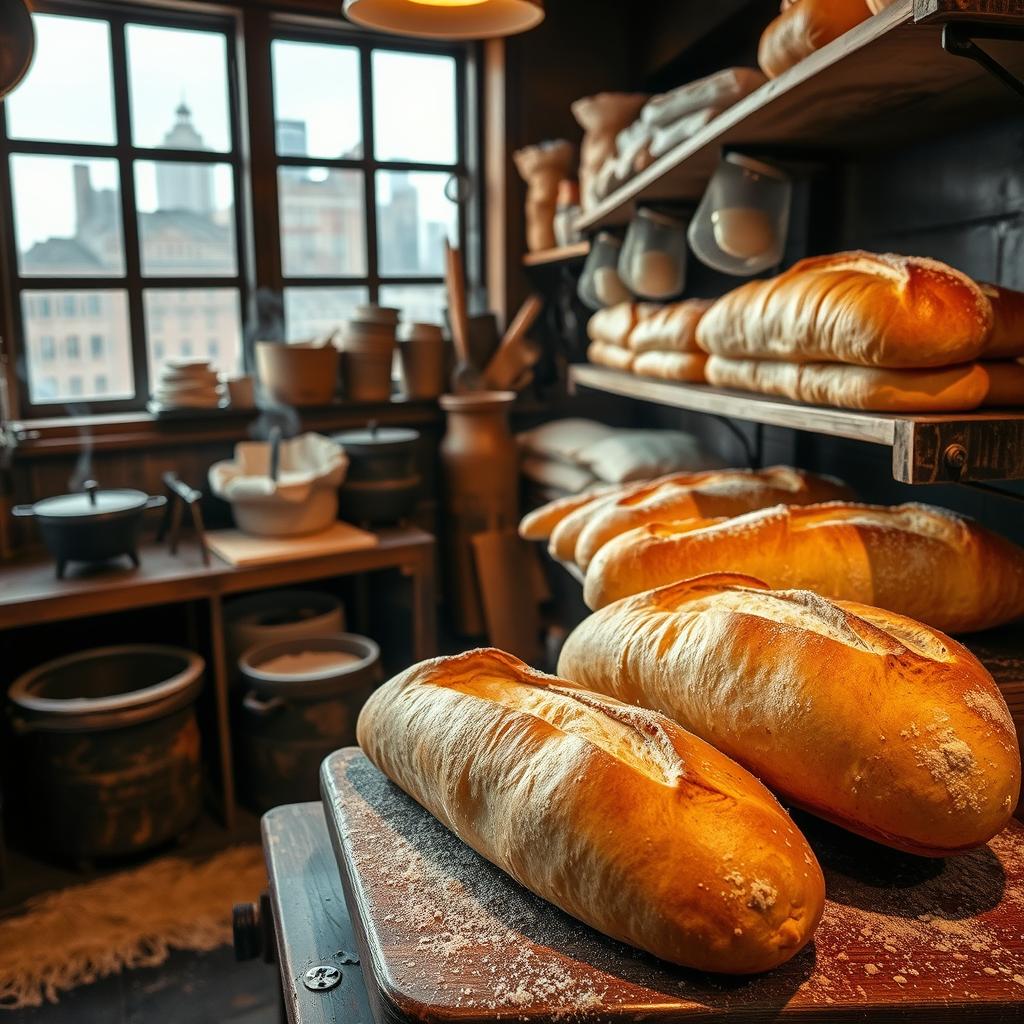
(577, 0, 1024, 230)
(521, 241, 590, 268)
(569, 364, 1024, 483)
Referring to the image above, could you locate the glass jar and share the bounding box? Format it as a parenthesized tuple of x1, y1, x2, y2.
(577, 231, 632, 310)
(618, 208, 688, 300)
(688, 152, 792, 276)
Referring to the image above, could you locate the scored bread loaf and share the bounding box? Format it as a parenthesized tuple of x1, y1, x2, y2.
(574, 465, 852, 571)
(587, 340, 634, 371)
(632, 350, 708, 382)
(356, 648, 825, 972)
(981, 283, 1024, 359)
(705, 355, 1024, 411)
(758, 0, 872, 79)
(518, 483, 621, 541)
(696, 251, 994, 368)
(558, 574, 1021, 856)
(628, 299, 711, 353)
(583, 501, 1024, 634)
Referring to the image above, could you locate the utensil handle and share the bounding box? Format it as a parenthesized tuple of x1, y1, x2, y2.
(498, 294, 544, 353)
(84, 479, 98, 506)
(444, 240, 473, 364)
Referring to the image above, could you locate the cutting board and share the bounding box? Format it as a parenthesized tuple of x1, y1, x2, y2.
(207, 521, 378, 567)
(322, 748, 1024, 1024)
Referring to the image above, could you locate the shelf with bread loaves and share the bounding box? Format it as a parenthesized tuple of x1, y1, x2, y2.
(576, 0, 1024, 232)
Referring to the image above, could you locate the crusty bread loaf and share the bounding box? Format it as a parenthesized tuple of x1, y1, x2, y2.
(518, 483, 620, 541)
(587, 340, 634, 371)
(574, 466, 852, 571)
(981, 283, 1024, 359)
(628, 299, 711, 353)
(697, 252, 993, 368)
(632, 350, 708, 382)
(559, 574, 1021, 856)
(357, 647, 824, 972)
(758, 0, 871, 79)
(587, 303, 652, 348)
(704, 355, 1024, 412)
(583, 501, 1024, 634)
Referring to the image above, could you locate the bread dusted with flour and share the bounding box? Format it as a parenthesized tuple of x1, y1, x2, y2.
(559, 574, 1021, 856)
(518, 484, 620, 541)
(758, 0, 872, 79)
(583, 501, 1024, 634)
(573, 466, 852, 570)
(356, 648, 824, 973)
(696, 251, 993, 368)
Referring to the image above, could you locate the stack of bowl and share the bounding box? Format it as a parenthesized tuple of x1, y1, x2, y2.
(150, 358, 222, 412)
(397, 322, 447, 399)
(340, 305, 399, 402)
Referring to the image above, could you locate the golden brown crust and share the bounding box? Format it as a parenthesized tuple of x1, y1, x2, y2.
(357, 648, 824, 972)
(758, 0, 873, 79)
(518, 483, 622, 541)
(559, 575, 1021, 856)
(582, 500, 1024, 634)
(574, 466, 853, 571)
(697, 251, 993, 368)
(628, 299, 712, 354)
(587, 339, 634, 371)
(980, 283, 1024, 359)
(632, 350, 708, 382)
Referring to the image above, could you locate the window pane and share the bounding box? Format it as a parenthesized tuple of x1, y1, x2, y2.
(271, 41, 362, 159)
(376, 171, 455, 276)
(21, 290, 133, 404)
(278, 168, 366, 277)
(379, 284, 447, 327)
(11, 155, 125, 277)
(134, 161, 237, 276)
(372, 51, 456, 164)
(126, 25, 231, 153)
(5, 15, 115, 145)
(284, 286, 370, 342)
(145, 289, 242, 379)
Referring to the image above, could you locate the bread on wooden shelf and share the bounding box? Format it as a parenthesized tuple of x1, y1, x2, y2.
(573, 466, 852, 571)
(632, 350, 708, 383)
(587, 302, 644, 348)
(582, 501, 1024, 635)
(586, 340, 634, 371)
(628, 299, 711, 353)
(356, 647, 825, 973)
(558, 574, 1021, 857)
(758, 0, 873, 80)
(980, 283, 1024, 359)
(705, 355, 1024, 412)
(696, 251, 993, 369)
(518, 484, 620, 542)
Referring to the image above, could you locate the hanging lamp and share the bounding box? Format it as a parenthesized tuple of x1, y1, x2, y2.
(343, 0, 544, 40)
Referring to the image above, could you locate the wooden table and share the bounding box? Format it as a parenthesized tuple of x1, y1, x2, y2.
(0, 527, 437, 828)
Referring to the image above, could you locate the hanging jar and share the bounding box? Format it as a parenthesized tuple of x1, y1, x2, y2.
(577, 232, 632, 310)
(618, 207, 688, 300)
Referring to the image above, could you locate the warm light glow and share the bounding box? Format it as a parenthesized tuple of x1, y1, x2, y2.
(343, 0, 543, 40)
(408, 0, 488, 6)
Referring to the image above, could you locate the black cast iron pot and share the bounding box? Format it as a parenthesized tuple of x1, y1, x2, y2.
(12, 479, 166, 578)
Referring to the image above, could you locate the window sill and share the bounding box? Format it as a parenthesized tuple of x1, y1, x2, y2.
(7, 397, 445, 458)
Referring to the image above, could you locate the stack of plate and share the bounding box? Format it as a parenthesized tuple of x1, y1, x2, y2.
(149, 359, 223, 413)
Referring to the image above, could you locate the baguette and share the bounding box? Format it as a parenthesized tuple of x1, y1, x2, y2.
(628, 299, 711, 353)
(587, 340, 634, 371)
(574, 465, 852, 571)
(582, 501, 1024, 634)
(587, 303, 647, 348)
(356, 648, 825, 973)
(632, 350, 708, 382)
(758, 0, 872, 80)
(696, 251, 993, 368)
(518, 483, 621, 541)
(559, 574, 1021, 856)
(704, 355, 1024, 412)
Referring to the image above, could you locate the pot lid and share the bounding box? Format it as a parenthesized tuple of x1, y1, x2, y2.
(34, 486, 148, 518)
(334, 426, 420, 446)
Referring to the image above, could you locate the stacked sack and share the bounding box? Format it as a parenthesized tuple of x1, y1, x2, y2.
(695, 252, 1024, 411)
(586, 298, 713, 382)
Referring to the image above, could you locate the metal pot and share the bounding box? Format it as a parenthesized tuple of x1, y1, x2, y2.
(12, 479, 166, 578)
(332, 424, 419, 482)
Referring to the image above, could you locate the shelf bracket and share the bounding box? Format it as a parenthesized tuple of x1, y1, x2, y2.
(941, 22, 1024, 99)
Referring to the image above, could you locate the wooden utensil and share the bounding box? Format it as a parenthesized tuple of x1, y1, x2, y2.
(444, 240, 484, 394)
(484, 294, 544, 390)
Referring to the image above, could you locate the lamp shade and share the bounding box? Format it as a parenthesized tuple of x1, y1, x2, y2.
(343, 0, 544, 39)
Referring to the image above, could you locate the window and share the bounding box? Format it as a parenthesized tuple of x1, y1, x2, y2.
(0, 5, 476, 417)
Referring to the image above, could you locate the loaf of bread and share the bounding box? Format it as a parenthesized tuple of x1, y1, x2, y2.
(559, 574, 1021, 856)
(587, 340, 634, 371)
(587, 303, 648, 348)
(705, 355, 1024, 412)
(696, 252, 993, 368)
(633, 350, 708, 382)
(574, 466, 852, 571)
(758, 0, 872, 79)
(981, 283, 1024, 358)
(356, 648, 825, 972)
(583, 501, 1024, 634)
(628, 299, 711, 353)
(518, 484, 620, 541)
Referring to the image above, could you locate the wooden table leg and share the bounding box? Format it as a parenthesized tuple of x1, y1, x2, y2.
(409, 546, 437, 662)
(208, 594, 237, 829)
